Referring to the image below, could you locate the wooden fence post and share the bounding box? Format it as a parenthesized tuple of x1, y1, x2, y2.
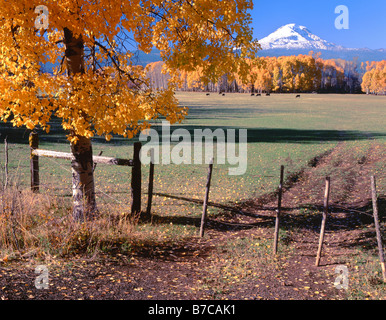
(199, 158, 214, 238)
(315, 176, 331, 266)
(93, 151, 103, 172)
(131, 142, 142, 215)
(29, 132, 39, 193)
(273, 165, 284, 254)
(146, 148, 155, 219)
(370, 176, 386, 282)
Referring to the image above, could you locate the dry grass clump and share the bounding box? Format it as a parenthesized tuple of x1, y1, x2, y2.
(0, 185, 140, 260)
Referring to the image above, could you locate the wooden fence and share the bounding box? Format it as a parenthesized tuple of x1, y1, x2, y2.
(25, 133, 385, 281)
(29, 132, 142, 215)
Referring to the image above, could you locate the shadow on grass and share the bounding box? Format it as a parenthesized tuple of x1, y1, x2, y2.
(146, 194, 385, 256)
(135, 124, 384, 144)
(1, 121, 384, 145)
(278, 202, 380, 232)
(150, 213, 273, 232)
(148, 198, 384, 231)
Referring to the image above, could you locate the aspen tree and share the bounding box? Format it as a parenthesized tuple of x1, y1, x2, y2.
(0, 0, 258, 220)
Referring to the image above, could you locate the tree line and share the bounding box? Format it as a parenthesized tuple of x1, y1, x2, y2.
(146, 52, 386, 94)
(361, 61, 386, 95)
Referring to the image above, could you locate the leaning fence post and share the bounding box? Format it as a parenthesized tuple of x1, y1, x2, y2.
(370, 176, 386, 282)
(29, 132, 39, 193)
(146, 148, 155, 219)
(315, 176, 331, 266)
(131, 142, 142, 216)
(199, 158, 214, 238)
(273, 165, 284, 254)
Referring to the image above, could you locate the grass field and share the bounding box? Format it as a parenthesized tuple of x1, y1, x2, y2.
(0, 93, 385, 235)
(0, 92, 385, 300)
(1, 93, 384, 208)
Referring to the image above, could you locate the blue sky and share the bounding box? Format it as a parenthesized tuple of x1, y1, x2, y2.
(250, 0, 386, 49)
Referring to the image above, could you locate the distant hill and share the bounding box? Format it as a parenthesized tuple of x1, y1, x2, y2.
(134, 23, 386, 65)
(257, 48, 386, 63)
(131, 48, 163, 66)
(41, 48, 163, 72)
(41, 23, 386, 72)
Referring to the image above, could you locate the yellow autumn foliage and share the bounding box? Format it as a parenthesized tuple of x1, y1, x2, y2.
(0, 0, 258, 141)
(361, 61, 386, 95)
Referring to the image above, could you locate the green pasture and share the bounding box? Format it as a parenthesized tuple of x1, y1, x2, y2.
(0, 93, 385, 220)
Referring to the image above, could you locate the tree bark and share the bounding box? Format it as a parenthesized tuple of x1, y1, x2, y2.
(64, 28, 96, 221)
(64, 27, 85, 76)
(71, 135, 97, 221)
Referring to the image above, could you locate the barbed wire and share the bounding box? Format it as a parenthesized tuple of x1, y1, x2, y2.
(0, 142, 382, 219)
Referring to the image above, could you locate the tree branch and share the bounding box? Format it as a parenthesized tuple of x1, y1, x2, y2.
(93, 40, 145, 90)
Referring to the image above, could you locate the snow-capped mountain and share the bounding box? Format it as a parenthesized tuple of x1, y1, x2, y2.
(259, 23, 340, 50)
(115, 23, 386, 66)
(257, 23, 386, 62)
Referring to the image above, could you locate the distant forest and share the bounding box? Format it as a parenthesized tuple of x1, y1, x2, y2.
(145, 53, 386, 95)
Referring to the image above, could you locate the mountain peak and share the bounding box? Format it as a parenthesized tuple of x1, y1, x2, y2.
(279, 23, 306, 30)
(259, 24, 340, 51)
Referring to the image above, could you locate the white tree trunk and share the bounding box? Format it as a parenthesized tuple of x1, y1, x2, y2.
(71, 135, 97, 221)
(64, 28, 96, 221)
